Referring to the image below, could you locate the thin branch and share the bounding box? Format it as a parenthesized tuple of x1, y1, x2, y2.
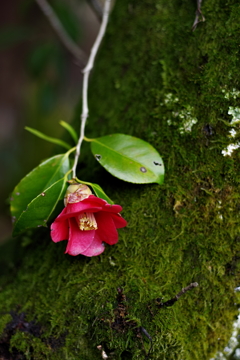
(72, 0, 112, 179)
(86, 0, 103, 22)
(140, 327, 153, 360)
(35, 0, 87, 64)
(97, 345, 108, 359)
(157, 282, 199, 308)
(192, 0, 205, 31)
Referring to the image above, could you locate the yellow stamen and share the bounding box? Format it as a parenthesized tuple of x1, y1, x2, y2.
(77, 212, 98, 231)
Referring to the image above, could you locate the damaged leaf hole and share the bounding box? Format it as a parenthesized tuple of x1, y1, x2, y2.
(153, 161, 162, 166)
(140, 167, 147, 173)
(95, 154, 102, 161)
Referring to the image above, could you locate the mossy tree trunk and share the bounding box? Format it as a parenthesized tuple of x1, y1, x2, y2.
(1, 0, 240, 359)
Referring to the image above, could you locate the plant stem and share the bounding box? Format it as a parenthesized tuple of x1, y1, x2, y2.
(35, 0, 87, 64)
(83, 136, 93, 142)
(157, 282, 199, 308)
(72, 0, 112, 179)
(192, 0, 205, 31)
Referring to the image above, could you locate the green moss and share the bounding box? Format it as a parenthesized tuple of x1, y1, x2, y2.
(0, 314, 12, 335)
(1, 0, 240, 359)
(10, 332, 51, 360)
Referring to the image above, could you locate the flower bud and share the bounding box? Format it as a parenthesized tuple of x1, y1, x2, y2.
(64, 184, 92, 206)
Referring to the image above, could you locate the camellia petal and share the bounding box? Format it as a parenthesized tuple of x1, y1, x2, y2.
(65, 218, 95, 256)
(102, 203, 123, 213)
(80, 232, 105, 257)
(110, 213, 128, 229)
(55, 202, 102, 222)
(51, 185, 127, 257)
(50, 218, 69, 242)
(95, 212, 119, 245)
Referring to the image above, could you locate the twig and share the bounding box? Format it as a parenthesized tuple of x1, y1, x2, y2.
(157, 282, 199, 308)
(72, 0, 112, 178)
(35, 0, 87, 64)
(86, 0, 103, 21)
(136, 327, 153, 360)
(192, 0, 205, 31)
(97, 345, 108, 359)
(140, 326, 152, 342)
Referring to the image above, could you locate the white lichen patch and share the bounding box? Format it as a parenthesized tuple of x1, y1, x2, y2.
(211, 309, 240, 360)
(163, 92, 179, 105)
(222, 143, 240, 157)
(222, 88, 240, 100)
(178, 108, 198, 134)
(228, 106, 240, 125)
(222, 106, 240, 156)
(229, 128, 237, 138)
(163, 93, 198, 134)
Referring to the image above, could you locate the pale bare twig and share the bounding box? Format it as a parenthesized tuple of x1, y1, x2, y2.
(97, 345, 108, 359)
(72, 0, 112, 178)
(192, 0, 205, 31)
(35, 0, 88, 64)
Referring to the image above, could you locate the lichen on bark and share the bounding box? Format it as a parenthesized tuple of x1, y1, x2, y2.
(1, 0, 240, 359)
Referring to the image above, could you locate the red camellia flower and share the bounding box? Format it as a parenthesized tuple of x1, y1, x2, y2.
(50, 184, 127, 256)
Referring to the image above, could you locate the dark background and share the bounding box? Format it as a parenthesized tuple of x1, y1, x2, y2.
(0, 0, 100, 243)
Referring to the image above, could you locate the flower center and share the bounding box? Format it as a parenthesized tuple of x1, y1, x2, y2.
(77, 212, 98, 231)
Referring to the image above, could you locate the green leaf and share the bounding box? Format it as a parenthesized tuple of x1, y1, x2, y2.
(90, 134, 165, 185)
(78, 181, 114, 204)
(90, 183, 114, 204)
(13, 178, 66, 237)
(25, 126, 71, 150)
(59, 120, 78, 144)
(11, 154, 70, 224)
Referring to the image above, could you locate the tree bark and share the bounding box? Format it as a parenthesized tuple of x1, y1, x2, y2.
(1, 0, 240, 359)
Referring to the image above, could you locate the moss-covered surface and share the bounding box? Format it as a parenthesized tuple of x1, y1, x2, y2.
(1, 0, 240, 358)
